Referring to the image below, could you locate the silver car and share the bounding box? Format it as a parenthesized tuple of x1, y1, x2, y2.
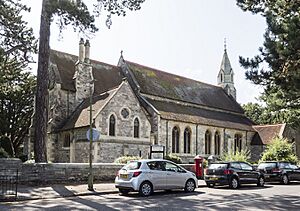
(115, 159, 198, 196)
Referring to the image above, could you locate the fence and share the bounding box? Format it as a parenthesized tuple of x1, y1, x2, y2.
(0, 169, 18, 200)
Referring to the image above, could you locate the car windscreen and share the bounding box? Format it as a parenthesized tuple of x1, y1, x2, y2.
(122, 161, 141, 170)
(258, 162, 276, 169)
(208, 163, 228, 169)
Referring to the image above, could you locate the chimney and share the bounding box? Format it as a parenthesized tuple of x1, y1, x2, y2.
(84, 40, 90, 63)
(79, 38, 85, 63)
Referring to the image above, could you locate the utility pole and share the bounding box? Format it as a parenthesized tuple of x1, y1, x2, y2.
(88, 81, 94, 191)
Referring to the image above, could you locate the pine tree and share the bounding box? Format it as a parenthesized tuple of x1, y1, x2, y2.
(236, 0, 300, 107)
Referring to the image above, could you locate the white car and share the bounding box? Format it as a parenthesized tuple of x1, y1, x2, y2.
(115, 159, 198, 196)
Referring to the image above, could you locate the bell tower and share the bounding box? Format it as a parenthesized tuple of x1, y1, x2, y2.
(217, 39, 236, 100)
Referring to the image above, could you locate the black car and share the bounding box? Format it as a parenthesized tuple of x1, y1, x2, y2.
(204, 161, 265, 189)
(257, 161, 300, 184)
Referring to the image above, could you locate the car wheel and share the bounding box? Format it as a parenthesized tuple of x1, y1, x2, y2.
(282, 174, 289, 185)
(185, 179, 196, 192)
(229, 177, 239, 189)
(207, 183, 215, 188)
(257, 177, 265, 187)
(139, 181, 153, 197)
(119, 188, 130, 195)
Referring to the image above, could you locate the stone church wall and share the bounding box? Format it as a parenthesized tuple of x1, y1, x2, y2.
(65, 82, 152, 163)
(159, 119, 253, 163)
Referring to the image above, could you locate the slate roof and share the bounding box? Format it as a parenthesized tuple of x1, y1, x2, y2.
(62, 87, 119, 130)
(50, 50, 123, 95)
(145, 98, 254, 131)
(126, 61, 244, 114)
(251, 124, 286, 145)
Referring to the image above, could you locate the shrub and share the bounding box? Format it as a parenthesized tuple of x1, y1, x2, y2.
(114, 155, 141, 164)
(260, 137, 298, 164)
(165, 154, 182, 164)
(220, 149, 251, 162)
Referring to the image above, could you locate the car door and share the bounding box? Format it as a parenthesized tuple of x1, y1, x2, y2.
(289, 164, 300, 181)
(279, 162, 293, 179)
(146, 161, 167, 190)
(240, 162, 258, 183)
(293, 166, 300, 181)
(165, 161, 186, 189)
(229, 162, 243, 182)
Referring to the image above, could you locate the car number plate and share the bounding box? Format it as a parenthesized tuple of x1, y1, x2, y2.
(210, 177, 218, 180)
(120, 174, 128, 179)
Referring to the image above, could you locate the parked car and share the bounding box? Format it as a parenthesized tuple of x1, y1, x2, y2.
(257, 161, 300, 184)
(115, 159, 198, 196)
(204, 161, 265, 189)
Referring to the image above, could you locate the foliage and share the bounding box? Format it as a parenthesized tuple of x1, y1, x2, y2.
(221, 149, 251, 162)
(0, 67, 36, 157)
(114, 155, 141, 164)
(0, 0, 37, 67)
(236, 0, 300, 110)
(242, 97, 300, 129)
(260, 137, 298, 164)
(0, 147, 10, 158)
(0, 0, 37, 158)
(165, 154, 182, 164)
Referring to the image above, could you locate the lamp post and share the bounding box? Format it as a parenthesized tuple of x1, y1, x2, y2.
(88, 81, 94, 191)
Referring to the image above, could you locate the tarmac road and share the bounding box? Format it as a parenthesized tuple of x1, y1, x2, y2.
(1, 182, 300, 210)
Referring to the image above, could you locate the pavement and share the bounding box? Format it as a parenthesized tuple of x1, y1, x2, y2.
(1, 180, 206, 202)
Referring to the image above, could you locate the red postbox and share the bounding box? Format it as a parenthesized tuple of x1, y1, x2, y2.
(194, 155, 203, 179)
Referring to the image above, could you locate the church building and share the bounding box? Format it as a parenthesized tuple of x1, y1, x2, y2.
(29, 39, 293, 163)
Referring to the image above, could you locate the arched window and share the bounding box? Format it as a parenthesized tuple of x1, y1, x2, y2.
(184, 128, 191, 153)
(214, 131, 221, 155)
(234, 134, 242, 153)
(109, 115, 116, 136)
(63, 133, 70, 148)
(220, 73, 223, 82)
(205, 130, 211, 155)
(172, 126, 180, 153)
(134, 118, 139, 138)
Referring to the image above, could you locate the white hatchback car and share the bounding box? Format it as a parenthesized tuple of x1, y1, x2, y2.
(115, 159, 198, 196)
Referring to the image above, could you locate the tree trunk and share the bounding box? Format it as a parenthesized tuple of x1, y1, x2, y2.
(34, 0, 50, 163)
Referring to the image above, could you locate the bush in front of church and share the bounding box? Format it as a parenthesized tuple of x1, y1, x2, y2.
(220, 149, 250, 163)
(260, 137, 298, 164)
(114, 155, 141, 164)
(165, 154, 182, 164)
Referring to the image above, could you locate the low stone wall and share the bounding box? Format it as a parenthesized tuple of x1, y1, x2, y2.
(0, 159, 197, 185)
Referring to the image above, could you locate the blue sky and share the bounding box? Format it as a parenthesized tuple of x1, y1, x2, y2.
(22, 0, 266, 104)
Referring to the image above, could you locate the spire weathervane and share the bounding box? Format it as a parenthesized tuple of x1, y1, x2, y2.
(224, 38, 227, 52)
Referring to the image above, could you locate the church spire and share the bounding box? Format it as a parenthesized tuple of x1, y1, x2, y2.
(217, 40, 236, 100)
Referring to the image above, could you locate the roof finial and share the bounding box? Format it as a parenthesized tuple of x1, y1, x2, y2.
(224, 38, 227, 52)
(120, 50, 123, 58)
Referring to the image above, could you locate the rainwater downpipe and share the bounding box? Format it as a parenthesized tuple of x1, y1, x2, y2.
(196, 125, 198, 155)
(166, 120, 169, 155)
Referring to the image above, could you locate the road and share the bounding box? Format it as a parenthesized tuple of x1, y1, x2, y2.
(1, 182, 300, 210)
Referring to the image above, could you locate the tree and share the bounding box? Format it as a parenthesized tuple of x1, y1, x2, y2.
(0, 0, 37, 66)
(236, 0, 300, 107)
(260, 137, 298, 164)
(242, 96, 300, 128)
(0, 0, 37, 158)
(0, 66, 36, 157)
(34, 0, 145, 162)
